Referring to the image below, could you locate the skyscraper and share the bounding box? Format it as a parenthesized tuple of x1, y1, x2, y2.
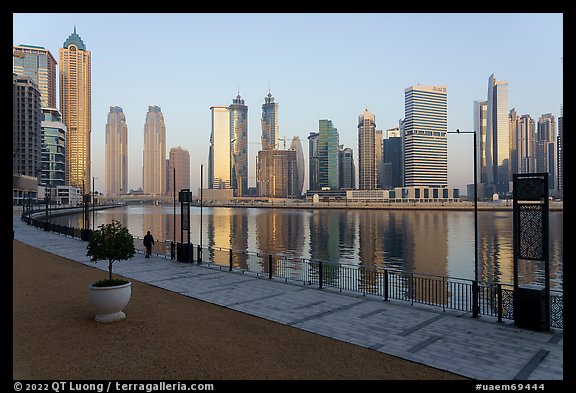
(105, 106, 128, 197)
(13, 44, 57, 108)
(290, 136, 305, 196)
(338, 145, 355, 190)
(13, 74, 42, 179)
(485, 74, 510, 194)
(143, 105, 166, 195)
(318, 119, 339, 189)
(383, 127, 402, 189)
(261, 92, 278, 150)
(168, 146, 190, 197)
(536, 113, 557, 191)
(557, 106, 563, 197)
(209, 106, 231, 189)
(229, 94, 248, 196)
(59, 27, 91, 193)
(256, 150, 297, 198)
(375, 129, 383, 189)
(403, 85, 448, 188)
(473, 100, 488, 185)
(41, 108, 66, 187)
(308, 132, 320, 191)
(516, 113, 536, 174)
(358, 109, 377, 190)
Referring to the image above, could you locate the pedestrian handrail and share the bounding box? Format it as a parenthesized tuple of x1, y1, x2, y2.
(21, 214, 563, 329)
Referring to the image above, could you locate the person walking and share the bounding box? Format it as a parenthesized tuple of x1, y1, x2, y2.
(143, 231, 155, 259)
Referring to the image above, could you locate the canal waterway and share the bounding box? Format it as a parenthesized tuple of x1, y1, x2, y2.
(49, 205, 563, 290)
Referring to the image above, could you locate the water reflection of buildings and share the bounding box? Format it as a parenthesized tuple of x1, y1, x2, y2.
(309, 210, 342, 287)
(401, 211, 449, 304)
(478, 211, 514, 286)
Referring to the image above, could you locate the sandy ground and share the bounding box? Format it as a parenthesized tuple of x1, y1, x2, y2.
(13, 239, 467, 381)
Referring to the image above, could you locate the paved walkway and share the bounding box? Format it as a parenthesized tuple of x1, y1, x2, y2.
(12, 213, 563, 380)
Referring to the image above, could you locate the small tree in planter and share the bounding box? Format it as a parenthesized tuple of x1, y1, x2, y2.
(86, 220, 136, 322)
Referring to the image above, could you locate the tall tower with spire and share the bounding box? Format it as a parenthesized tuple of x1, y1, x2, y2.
(229, 92, 248, 196)
(261, 91, 278, 150)
(59, 26, 91, 193)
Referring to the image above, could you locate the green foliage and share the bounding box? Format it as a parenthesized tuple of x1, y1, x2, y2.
(92, 278, 130, 287)
(86, 220, 136, 281)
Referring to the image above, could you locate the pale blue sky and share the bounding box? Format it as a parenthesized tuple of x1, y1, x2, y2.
(12, 13, 563, 194)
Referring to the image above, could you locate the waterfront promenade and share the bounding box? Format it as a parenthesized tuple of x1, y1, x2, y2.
(13, 211, 563, 381)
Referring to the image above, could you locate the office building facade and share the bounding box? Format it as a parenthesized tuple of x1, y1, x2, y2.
(338, 146, 355, 190)
(403, 85, 448, 188)
(358, 109, 377, 190)
(290, 136, 305, 196)
(318, 119, 339, 189)
(209, 106, 231, 189)
(308, 132, 320, 191)
(261, 92, 278, 150)
(168, 146, 190, 197)
(485, 74, 510, 195)
(13, 44, 57, 109)
(536, 113, 557, 191)
(41, 108, 66, 187)
(256, 149, 297, 198)
(229, 94, 248, 196)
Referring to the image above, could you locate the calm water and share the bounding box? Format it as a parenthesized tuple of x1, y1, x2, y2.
(52, 205, 563, 290)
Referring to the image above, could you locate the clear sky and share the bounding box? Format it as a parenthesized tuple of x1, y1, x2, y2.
(12, 13, 563, 194)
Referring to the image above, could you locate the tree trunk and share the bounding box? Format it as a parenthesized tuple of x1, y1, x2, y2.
(108, 259, 113, 281)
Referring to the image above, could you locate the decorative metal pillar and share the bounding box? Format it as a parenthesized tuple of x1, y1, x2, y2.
(513, 173, 550, 331)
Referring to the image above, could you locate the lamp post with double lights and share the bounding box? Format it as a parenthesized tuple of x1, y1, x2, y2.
(448, 129, 479, 318)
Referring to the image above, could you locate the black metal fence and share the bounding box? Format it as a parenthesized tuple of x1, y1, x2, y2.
(21, 214, 563, 329)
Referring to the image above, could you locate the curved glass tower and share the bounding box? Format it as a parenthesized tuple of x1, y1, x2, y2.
(105, 106, 128, 197)
(290, 136, 305, 196)
(143, 105, 166, 195)
(229, 94, 248, 196)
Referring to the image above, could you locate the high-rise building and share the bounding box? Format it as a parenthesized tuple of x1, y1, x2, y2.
(318, 119, 339, 189)
(256, 149, 297, 198)
(261, 92, 278, 150)
(13, 74, 42, 179)
(308, 132, 320, 191)
(558, 106, 563, 197)
(536, 113, 557, 191)
(229, 94, 248, 196)
(41, 108, 66, 187)
(383, 127, 402, 189)
(168, 146, 190, 197)
(473, 100, 488, 185)
(403, 85, 448, 188)
(209, 106, 231, 189)
(13, 44, 57, 108)
(485, 74, 510, 195)
(59, 27, 91, 193)
(105, 106, 128, 197)
(338, 145, 355, 190)
(290, 136, 305, 196)
(358, 109, 377, 190)
(375, 129, 384, 189)
(516, 113, 536, 174)
(143, 105, 166, 195)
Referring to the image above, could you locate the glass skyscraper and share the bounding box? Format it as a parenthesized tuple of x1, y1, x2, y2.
(290, 136, 305, 196)
(105, 106, 128, 197)
(41, 108, 66, 187)
(308, 132, 320, 191)
(143, 105, 166, 195)
(318, 119, 339, 189)
(59, 27, 91, 193)
(209, 106, 231, 189)
(261, 92, 278, 150)
(403, 85, 448, 188)
(229, 94, 248, 196)
(13, 44, 57, 109)
(485, 74, 510, 194)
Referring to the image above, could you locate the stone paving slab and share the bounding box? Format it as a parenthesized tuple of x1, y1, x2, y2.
(13, 214, 563, 381)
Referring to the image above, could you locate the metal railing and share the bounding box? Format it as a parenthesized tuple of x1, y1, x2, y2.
(21, 214, 563, 329)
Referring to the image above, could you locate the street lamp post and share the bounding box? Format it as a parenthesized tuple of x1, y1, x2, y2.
(92, 177, 98, 230)
(448, 129, 479, 318)
(199, 164, 203, 263)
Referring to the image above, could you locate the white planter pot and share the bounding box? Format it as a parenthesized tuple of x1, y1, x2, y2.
(88, 282, 132, 322)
